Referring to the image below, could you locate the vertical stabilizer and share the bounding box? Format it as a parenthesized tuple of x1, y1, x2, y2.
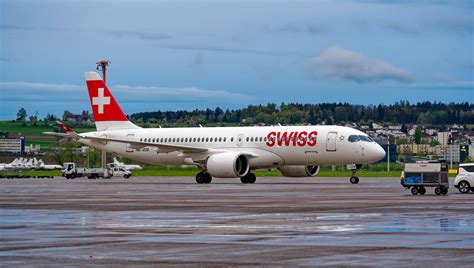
(85, 72, 139, 131)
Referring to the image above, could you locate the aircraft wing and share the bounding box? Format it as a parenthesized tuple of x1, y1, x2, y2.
(84, 135, 209, 153)
(43, 132, 74, 138)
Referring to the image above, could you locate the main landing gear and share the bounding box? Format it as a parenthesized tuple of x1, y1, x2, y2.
(194, 170, 257, 184)
(196, 171, 212, 184)
(240, 172, 256, 184)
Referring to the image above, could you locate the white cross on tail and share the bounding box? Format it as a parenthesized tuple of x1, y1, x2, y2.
(92, 88, 110, 114)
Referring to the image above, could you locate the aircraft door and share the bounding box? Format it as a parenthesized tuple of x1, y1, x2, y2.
(237, 134, 244, 147)
(326, 132, 337, 152)
(126, 134, 135, 153)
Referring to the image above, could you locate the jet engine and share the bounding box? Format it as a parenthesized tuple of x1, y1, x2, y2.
(278, 165, 320, 177)
(207, 152, 250, 178)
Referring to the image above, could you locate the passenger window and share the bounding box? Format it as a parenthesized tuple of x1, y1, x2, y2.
(231, 137, 234, 142)
(206, 138, 209, 142)
(152, 138, 155, 142)
(246, 137, 249, 142)
(223, 137, 226, 142)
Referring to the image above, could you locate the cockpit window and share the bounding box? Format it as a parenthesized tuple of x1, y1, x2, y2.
(348, 135, 360, 142)
(358, 135, 374, 142)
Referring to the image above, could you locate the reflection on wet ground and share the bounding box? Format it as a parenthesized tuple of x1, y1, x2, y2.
(1, 177, 473, 266)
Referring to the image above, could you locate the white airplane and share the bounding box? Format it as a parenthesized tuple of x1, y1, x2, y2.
(0, 157, 31, 170)
(35, 158, 62, 170)
(44, 72, 385, 184)
(112, 157, 142, 170)
(0, 158, 19, 170)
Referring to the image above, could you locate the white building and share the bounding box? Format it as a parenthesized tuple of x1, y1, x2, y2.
(444, 145, 460, 163)
(437, 132, 450, 146)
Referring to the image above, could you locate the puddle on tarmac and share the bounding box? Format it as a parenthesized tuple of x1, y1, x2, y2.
(1, 208, 473, 255)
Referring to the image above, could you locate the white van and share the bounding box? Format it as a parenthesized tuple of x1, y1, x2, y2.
(454, 163, 474, 193)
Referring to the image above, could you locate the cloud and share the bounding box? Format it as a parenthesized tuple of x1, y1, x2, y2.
(0, 81, 253, 102)
(0, 24, 172, 41)
(157, 44, 303, 57)
(306, 46, 414, 83)
(103, 30, 172, 41)
(189, 52, 206, 69)
(434, 16, 473, 34)
(383, 22, 419, 36)
(277, 23, 328, 35)
(353, 0, 474, 7)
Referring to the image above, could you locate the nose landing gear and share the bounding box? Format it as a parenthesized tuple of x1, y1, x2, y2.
(350, 175, 359, 184)
(348, 164, 362, 184)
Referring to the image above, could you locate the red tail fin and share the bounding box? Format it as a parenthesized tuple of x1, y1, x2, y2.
(85, 72, 139, 131)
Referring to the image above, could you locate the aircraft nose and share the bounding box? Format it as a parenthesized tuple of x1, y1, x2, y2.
(373, 144, 386, 161)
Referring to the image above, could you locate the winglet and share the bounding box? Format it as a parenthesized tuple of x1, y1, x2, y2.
(56, 121, 74, 133)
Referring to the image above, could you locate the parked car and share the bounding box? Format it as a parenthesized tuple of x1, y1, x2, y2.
(454, 163, 474, 194)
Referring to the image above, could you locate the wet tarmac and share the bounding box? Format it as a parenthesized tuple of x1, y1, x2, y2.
(1, 176, 473, 266)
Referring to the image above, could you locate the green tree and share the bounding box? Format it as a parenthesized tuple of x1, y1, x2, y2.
(59, 141, 76, 164)
(414, 126, 422, 144)
(87, 148, 100, 167)
(16, 108, 27, 122)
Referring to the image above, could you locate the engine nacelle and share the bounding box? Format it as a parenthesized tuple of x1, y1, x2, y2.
(207, 152, 250, 178)
(278, 165, 320, 177)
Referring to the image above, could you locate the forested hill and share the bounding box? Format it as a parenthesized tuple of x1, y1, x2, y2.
(129, 101, 474, 126)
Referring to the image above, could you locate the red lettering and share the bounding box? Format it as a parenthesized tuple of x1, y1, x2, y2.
(297, 131, 307, 147)
(266, 132, 276, 147)
(277, 132, 287, 146)
(266, 131, 317, 147)
(292, 131, 298, 146)
(307, 131, 318, 146)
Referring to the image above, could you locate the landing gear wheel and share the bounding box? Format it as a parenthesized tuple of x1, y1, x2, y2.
(458, 181, 471, 194)
(419, 187, 426, 195)
(434, 187, 442, 195)
(196, 172, 207, 184)
(240, 173, 256, 184)
(204, 173, 212, 184)
(411, 187, 419, 195)
(248, 173, 256, 184)
(350, 176, 359, 184)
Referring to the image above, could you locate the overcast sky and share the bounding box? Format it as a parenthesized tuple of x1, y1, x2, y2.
(0, 0, 473, 120)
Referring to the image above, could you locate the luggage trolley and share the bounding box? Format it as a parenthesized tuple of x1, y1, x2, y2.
(401, 161, 449, 195)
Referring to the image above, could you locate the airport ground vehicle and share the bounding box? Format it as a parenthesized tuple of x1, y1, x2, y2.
(62, 162, 131, 179)
(401, 162, 449, 195)
(454, 163, 474, 194)
(45, 72, 385, 184)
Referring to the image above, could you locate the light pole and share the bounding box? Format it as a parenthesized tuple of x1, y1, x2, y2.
(387, 138, 390, 172)
(96, 59, 110, 169)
